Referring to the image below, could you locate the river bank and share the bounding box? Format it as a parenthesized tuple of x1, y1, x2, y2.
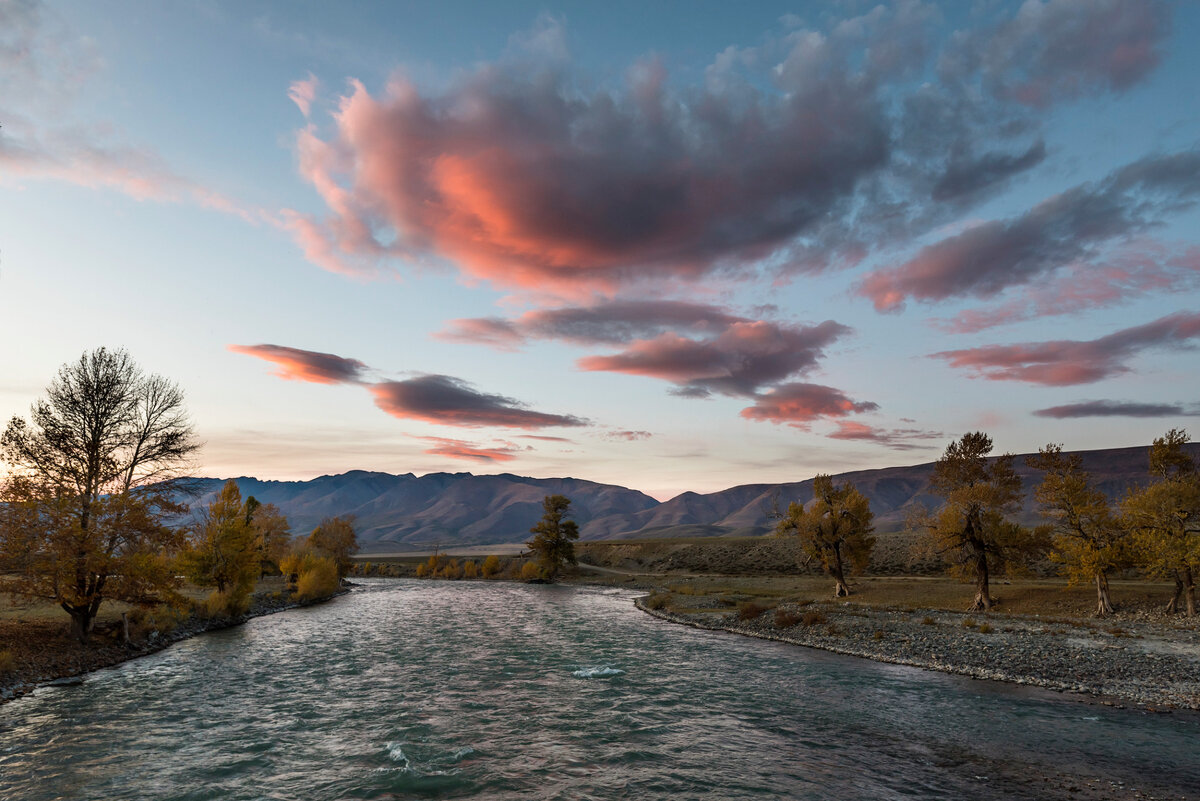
(0, 586, 347, 705)
(634, 593, 1200, 711)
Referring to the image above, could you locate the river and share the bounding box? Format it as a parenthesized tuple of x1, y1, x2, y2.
(2, 579, 1197, 800)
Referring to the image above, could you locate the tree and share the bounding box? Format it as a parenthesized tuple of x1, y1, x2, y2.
(307, 515, 358, 578)
(776, 474, 874, 597)
(178, 479, 260, 603)
(526, 495, 579, 582)
(0, 348, 198, 641)
(1027, 444, 1128, 616)
(920, 432, 1025, 612)
(1122, 429, 1200, 616)
(249, 501, 292, 577)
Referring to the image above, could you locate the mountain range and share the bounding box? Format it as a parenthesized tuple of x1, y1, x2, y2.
(175, 443, 1198, 553)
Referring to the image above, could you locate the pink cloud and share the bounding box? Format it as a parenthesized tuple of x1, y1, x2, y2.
(931, 310, 1200, 385)
(739, 383, 879, 428)
(415, 436, 526, 463)
(228, 344, 367, 384)
(604, 430, 653, 442)
(369, 375, 586, 429)
(288, 73, 319, 117)
(826, 421, 942, 450)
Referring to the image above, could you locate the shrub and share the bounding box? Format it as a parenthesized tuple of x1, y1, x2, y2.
(643, 592, 670, 610)
(201, 588, 251, 619)
(922, 615, 936, 625)
(519, 561, 542, 582)
(978, 623, 994, 634)
(774, 609, 802, 628)
(296, 556, 340, 601)
(737, 601, 768, 620)
(801, 610, 828, 626)
(481, 555, 501, 578)
(0, 649, 15, 676)
(438, 558, 463, 580)
(873, 630, 886, 640)
(962, 618, 977, 629)
(462, 560, 479, 579)
(415, 562, 429, 578)
(129, 604, 186, 639)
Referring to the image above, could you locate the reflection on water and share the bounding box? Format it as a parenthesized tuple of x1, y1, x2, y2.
(1, 579, 1197, 800)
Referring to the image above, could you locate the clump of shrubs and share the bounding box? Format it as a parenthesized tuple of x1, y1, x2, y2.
(921, 615, 936, 625)
(462, 560, 479, 579)
(128, 604, 186, 639)
(201, 588, 251, 619)
(280, 550, 341, 602)
(801, 610, 828, 626)
(481, 555, 501, 578)
(643, 592, 670, 610)
(774, 609, 803, 628)
(962, 617, 978, 629)
(0, 649, 15, 676)
(519, 561, 542, 581)
(737, 601, 769, 620)
(978, 622, 994, 634)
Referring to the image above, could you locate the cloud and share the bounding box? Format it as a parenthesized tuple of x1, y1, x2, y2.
(288, 73, 319, 117)
(369, 375, 586, 429)
(577, 319, 851, 398)
(860, 150, 1200, 312)
(739, 383, 879, 427)
(604, 430, 653, 442)
(1033, 400, 1200, 419)
(931, 310, 1200, 385)
(414, 436, 527, 463)
(284, 3, 1167, 294)
(942, 0, 1170, 108)
(228, 344, 368, 384)
(935, 243, 1200, 332)
(826, 421, 943, 450)
(517, 434, 573, 443)
(436, 300, 744, 349)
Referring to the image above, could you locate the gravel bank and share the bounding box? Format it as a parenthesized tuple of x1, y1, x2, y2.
(636, 596, 1200, 710)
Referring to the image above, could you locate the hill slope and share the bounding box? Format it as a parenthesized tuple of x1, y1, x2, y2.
(177, 443, 1198, 552)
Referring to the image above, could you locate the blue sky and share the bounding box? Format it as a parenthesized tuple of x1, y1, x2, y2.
(2, 0, 1198, 499)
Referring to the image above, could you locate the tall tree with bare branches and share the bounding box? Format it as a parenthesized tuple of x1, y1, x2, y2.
(0, 348, 199, 641)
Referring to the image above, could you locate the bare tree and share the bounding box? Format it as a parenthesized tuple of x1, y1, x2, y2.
(0, 348, 200, 641)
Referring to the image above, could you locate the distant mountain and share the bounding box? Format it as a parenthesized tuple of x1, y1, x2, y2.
(176, 443, 1198, 552)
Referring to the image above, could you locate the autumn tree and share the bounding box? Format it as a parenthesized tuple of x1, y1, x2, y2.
(920, 432, 1026, 612)
(0, 348, 198, 641)
(178, 480, 259, 603)
(307, 515, 358, 578)
(1027, 444, 1128, 616)
(776, 474, 874, 597)
(526, 495, 579, 582)
(1122, 429, 1200, 616)
(249, 500, 292, 577)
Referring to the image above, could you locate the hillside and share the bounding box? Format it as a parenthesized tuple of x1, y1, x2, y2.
(177, 443, 1199, 552)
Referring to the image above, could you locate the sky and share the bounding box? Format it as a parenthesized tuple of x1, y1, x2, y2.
(2, 0, 1199, 500)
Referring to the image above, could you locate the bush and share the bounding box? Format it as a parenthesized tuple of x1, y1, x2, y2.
(462, 560, 479, 579)
(519, 561, 542, 581)
(0, 649, 15, 676)
(922, 615, 936, 625)
(438, 558, 463, 580)
(737, 601, 768, 620)
(962, 618, 977, 629)
(296, 556, 340, 601)
(201, 588, 251, 619)
(978, 622, 994, 634)
(643, 592, 670, 610)
(415, 562, 429, 578)
(481, 555, 501, 578)
(129, 604, 186, 639)
(774, 609, 802, 628)
(801, 610, 828, 626)
(873, 630, 886, 640)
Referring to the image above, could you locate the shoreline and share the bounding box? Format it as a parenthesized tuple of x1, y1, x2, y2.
(0, 589, 347, 706)
(633, 595, 1200, 712)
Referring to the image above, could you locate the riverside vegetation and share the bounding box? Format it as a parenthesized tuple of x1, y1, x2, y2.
(0, 349, 356, 700)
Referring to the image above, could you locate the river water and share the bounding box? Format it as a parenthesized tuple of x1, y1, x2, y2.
(2, 580, 1197, 800)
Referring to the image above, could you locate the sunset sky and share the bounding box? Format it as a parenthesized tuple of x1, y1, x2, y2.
(2, 0, 1198, 499)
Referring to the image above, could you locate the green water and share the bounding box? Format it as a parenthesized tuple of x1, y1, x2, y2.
(1, 580, 1197, 799)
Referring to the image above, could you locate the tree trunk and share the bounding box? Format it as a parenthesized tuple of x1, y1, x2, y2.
(830, 555, 851, 598)
(967, 546, 992, 612)
(1094, 570, 1114, 617)
(1165, 570, 1184, 614)
(64, 604, 94, 643)
(1184, 566, 1196, 618)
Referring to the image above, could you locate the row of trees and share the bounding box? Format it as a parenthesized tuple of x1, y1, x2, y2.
(0, 348, 356, 642)
(777, 430, 1200, 617)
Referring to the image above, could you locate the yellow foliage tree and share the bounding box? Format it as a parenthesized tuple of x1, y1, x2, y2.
(306, 515, 358, 578)
(1028, 444, 1128, 616)
(1122, 429, 1200, 616)
(776, 475, 874, 597)
(178, 480, 259, 606)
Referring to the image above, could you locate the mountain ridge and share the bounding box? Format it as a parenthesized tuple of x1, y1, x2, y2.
(174, 443, 1200, 552)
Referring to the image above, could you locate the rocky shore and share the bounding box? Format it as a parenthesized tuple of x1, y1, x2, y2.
(636, 595, 1200, 711)
(0, 589, 347, 705)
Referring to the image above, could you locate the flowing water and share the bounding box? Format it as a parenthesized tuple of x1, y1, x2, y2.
(2, 580, 1197, 800)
